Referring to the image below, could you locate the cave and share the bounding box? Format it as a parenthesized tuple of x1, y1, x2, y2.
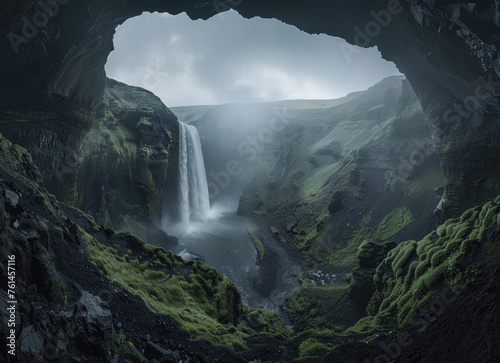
(1, 1, 500, 362)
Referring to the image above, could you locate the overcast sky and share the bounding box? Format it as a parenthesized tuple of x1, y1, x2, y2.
(105, 10, 401, 107)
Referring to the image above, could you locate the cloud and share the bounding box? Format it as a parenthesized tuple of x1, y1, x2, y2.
(105, 10, 401, 107)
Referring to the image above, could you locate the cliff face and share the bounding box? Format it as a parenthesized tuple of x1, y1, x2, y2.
(1, 1, 500, 216)
(75, 78, 178, 239)
(0, 78, 178, 242)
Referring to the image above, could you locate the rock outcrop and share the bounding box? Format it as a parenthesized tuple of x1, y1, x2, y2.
(0, 77, 178, 242)
(75, 78, 178, 239)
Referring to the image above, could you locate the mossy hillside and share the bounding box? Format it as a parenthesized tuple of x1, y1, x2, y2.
(285, 281, 363, 331)
(82, 229, 292, 349)
(285, 241, 395, 333)
(238, 307, 293, 338)
(292, 211, 330, 262)
(271, 226, 288, 244)
(402, 156, 444, 198)
(375, 207, 414, 240)
(1, 132, 297, 359)
(281, 303, 389, 360)
(348, 240, 396, 307)
(248, 229, 265, 260)
(325, 215, 373, 268)
(298, 338, 331, 359)
(285, 196, 500, 359)
(0, 134, 80, 306)
(234, 79, 443, 283)
(0, 133, 44, 192)
(234, 78, 399, 217)
(326, 207, 415, 268)
(0, 133, 63, 221)
(367, 196, 500, 327)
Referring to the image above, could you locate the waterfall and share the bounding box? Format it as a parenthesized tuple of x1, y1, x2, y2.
(178, 122, 211, 225)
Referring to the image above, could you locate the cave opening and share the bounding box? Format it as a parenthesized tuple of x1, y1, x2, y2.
(104, 10, 401, 106)
(102, 10, 410, 312)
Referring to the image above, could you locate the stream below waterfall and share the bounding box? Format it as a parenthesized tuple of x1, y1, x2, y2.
(165, 202, 292, 313)
(163, 122, 300, 316)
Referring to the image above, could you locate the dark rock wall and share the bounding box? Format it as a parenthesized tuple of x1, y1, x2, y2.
(74, 79, 178, 237)
(0, 78, 178, 238)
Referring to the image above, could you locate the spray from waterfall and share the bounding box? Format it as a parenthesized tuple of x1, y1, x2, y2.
(178, 122, 211, 225)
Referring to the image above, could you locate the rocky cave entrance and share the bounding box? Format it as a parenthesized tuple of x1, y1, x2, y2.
(100, 9, 439, 315)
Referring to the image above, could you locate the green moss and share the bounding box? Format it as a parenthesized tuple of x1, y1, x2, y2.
(368, 195, 500, 328)
(0, 133, 43, 191)
(81, 228, 295, 352)
(116, 215, 148, 241)
(349, 240, 397, 307)
(376, 207, 414, 240)
(270, 226, 288, 244)
(238, 307, 293, 337)
(248, 229, 265, 260)
(345, 315, 387, 336)
(298, 338, 331, 359)
(292, 214, 329, 260)
(402, 158, 444, 197)
(286, 282, 362, 331)
(110, 329, 140, 361)
(326, 215, 374, 268)
(82, 229, 245, 346)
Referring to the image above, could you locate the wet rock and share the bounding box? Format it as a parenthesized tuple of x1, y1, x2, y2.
(435, 186, 444, 195)
(144, 340, 180, 361)
(328, 191, 344, 214)
(349, 168, 361, 185)
(72, 292, 112, 355)
(19, 325, 44, 357)
(4, 189, 19, 206)
(267, 177, 277, 189)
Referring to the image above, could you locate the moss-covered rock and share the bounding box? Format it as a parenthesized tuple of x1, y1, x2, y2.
(328, 190, 344, 214)
(298, 338, 331, 359)
(375, 207, 414, 241)
(367, 198, 500, 327)
(286, 281, 364, 331)
(348, 240, 396, 307)
(74, 79, 178, 239)
(248, 229, 265, 260)
(80, 227, 297, 349)
(270, 226, 288, 244)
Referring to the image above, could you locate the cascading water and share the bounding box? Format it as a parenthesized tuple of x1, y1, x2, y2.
(163, 121, 291, 314)
(178, 122, 211, 225)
